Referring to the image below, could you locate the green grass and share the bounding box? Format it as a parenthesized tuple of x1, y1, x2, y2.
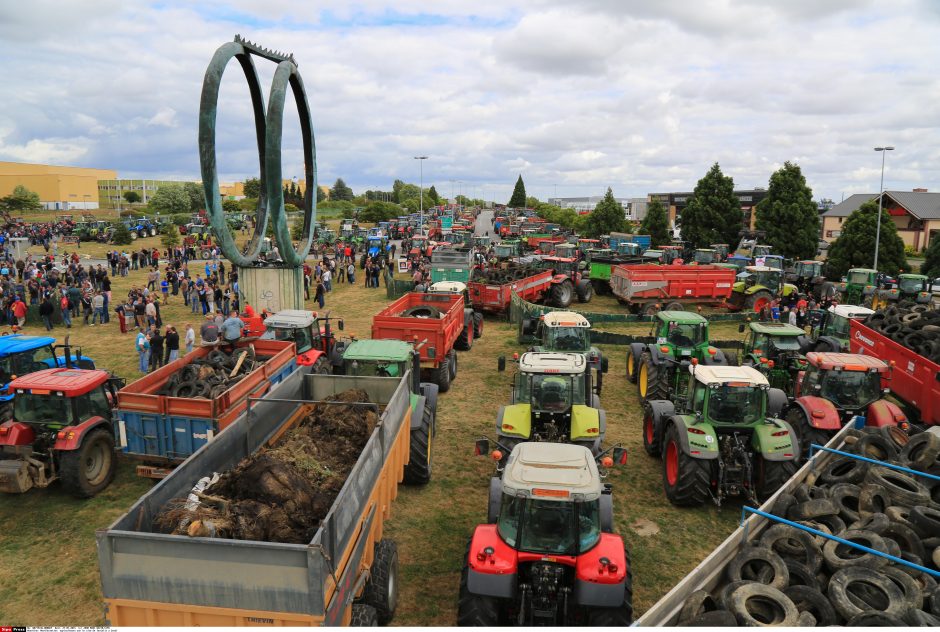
(0, 242, 749, 626)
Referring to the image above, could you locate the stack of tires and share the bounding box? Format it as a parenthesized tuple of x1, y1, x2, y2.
(157, 348, 259, 399)
(864, 304, 940, 364)
(470, 263, 542, 285)
(675, 426, 940, 627)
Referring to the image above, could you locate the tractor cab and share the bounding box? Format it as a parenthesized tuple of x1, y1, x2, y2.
(493, 240, 523, 260)
(462, 441, 631, 626)
(797, 352, 887, 412)
(260, 309, 344, 373)
(730, 266, 798, 312)
(710, 244, 730, 260)
(871, 273, 931, 309)
(472, 235, 491, 248)
(721, 254, 752, 272)
(554, 243, 577, 258)
(836, 268, 878, 305)
(496, 352, 604, 454)
(758, 254, 785, 271)
(683, 365, 773, 427)
(692, 248, 717, 264)
(615, 242, 644, 257)
(366, 235, 388, 258)
(660, 246, 684, 264)
(540, 256, 582, 276)
(807, 305, 875, 352)
(792, 260, 823, 282)
(577, 238, 600, 255)
(343, 339, 415, 382)
(739, 321, 807, 393)
(0, 368, 122, 497)
(752, 244, 773, 257)
(520, 311, 607, 378)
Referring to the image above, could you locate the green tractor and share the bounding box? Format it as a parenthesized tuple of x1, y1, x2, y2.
(785, 260, 835, 302)
(625, 311, 736, 403)
(495, 352, 605, 457)
(691, 248, 718, 264)
(802, 304, 875, 353)
(518, 310, 608, 386)
(642, 364, 797, 506)
(342, 339, 438, 485)
(711, 243, 729, 261)
(834, 268, 878, 305)
(728, 266, 799, 312)
(870, 273, 932, 309)
(493, 240, 523, 260)
(739, 321, 808, 395)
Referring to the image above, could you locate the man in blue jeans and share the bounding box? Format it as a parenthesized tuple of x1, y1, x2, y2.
(136, 328, 151, 373)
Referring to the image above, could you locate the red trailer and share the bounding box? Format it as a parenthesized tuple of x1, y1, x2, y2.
(372, 292, 475, 392)
(468, 270, 556, 314)
(609, 264, 735, 315)
(849, 319, 940, 425)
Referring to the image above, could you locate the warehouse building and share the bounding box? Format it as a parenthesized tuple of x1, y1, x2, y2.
(547, 195, 647, 220)
(0, 161, 116, 210)
(647, 189, 769, 231)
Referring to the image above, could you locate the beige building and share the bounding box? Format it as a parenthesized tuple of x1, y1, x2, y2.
(821, 190, 940, 252)
(0, 161, 116, 210)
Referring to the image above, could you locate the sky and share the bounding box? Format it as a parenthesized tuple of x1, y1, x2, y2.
(1, 0, 939, 203)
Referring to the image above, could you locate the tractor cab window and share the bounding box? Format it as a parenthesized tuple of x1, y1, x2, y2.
(826, 313, 851, 338)
(497, 496, 598, 555)
(767, 335, 801, 352)
(13, 392, 72, 425)
(754, 271, 782, 288)
(707, 384, 763, 424)
(546, 326, 589, 352)
(691, 381, 706, 414)
(899, 277, 926, 293)
(848, 270, 872, 285)
(269, 327, 314, 353)
(820, 370, 881, 409)
(346, 360, 404, 378)
(0, 346, 56, 383)
(665, 322, 703, 347)
(74, 387, 111, 422)
(694, 250, 715, 264)
(519, 374, 586, 410)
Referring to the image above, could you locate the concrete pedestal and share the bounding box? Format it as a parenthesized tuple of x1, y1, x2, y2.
(237, 265, 304, 313)
(9, 237, 29, 260)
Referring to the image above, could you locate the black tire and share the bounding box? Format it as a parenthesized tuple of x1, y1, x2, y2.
(847, 611, 907, 626)
(756, 456, 798, 501)
(854, 433, 898, 462)
(685, 610, 738, 626)
(454, 325, 472, 351)
(550, 280, 573, 308)
(822, 529, 890, 571)
(402, 305, 443, 319)
(827, 567, 905, 621)
(472, 312, 483, 339)
(403, 407, 432, 485)
(911, 506, 940, 537)
(662, 424, 710, 507)
(457, 541, 501, 626)
(759, 524, 823, 573)
(449, 350, 457, 381)
(881, 565, 924, 612)
(642, 403, 661, 457)
(361, 539, 399, 624)
(586, 545, 633, 625)
(678, 590, 719, 626)
(784, 585, 838, 626)
(625, 350, 639, 384)
(829, 482, 862, 524)
(350, 603, 378, 626)
(820, 456, 869, 486)
(576, 280, 593, 303)
(728, 583, 799, 626)
(487, 477, 502, 524)
(900, 432, 940, 469)
(58, 428, 116, 498)
(865, 468, 930, 506)
(435, 357, 452, 393)
(637, 354, 671, 404)
(728, 545, 790, 590)
(786, 407, 831, 459)
(312, 356, 331, 375)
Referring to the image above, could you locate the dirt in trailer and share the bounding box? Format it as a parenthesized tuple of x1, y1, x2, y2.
(154, 389, 378, 544)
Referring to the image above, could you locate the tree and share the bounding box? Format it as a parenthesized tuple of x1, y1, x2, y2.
(754, 161, 820, 261)
(680, 163, 742, 249)
(392, 179, 405, 203)
(183, 181, 204, 211)
(360, 201, 401, 223)
(111, 223, 133, 245)
(508, 175, 527, 208)
(222, 199, 241, 214)
(123, 191, 141, 204)
(0, 184, 42, 212)
(330, 178, 354, 201)
(582, 188, 626, 238)
(826, 200, 907, 277)
(427, 185, 440, 204)
(921, 237, 940, 278)
(640, 199, 670, 248)
(525, 195, 540, 208)
(243, 177, 261, 199)
(316, 186, 327, 203)
(148, 184, 191, 215)
(161, 224, 180, 249)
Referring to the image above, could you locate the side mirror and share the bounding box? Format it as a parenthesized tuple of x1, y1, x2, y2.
(612, 447, 628, 465)
(474, 438, 490, 456)
(738, 323, 745, 333)
(497, 356, 506, 372)
(338, 319, 344, 331)
(601, 357, 609, 373)
(813, 383, 822, 392)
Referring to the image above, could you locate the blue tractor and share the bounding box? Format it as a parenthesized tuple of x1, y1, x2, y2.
(0, 335, 95, 421)
(360, 235, 389, 268)
(123, 217, 158, 240)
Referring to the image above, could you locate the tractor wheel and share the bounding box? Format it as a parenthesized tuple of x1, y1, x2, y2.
(550, 280, 574, 308)
(662, 424, 710, 507)
(665, 302, 684, 312)
(638, 354, 671, 404)
(587, 546, 634, 625)
(150, 228, 158, 237)
(592, 280, 609, 295)
(435, 358, 452, 393)
(457, 540, 502, 626)
(642, 302, 660, 316)
(626, 350, 639, 384)
(786, 408, 830, 460)
(449, 350, 457, 381)
(472, 312, 484, 339)
(455, 325, 473, 351)
(350, 604, 378, 626)
(745, 290, 774, 313)
(576, 280, 594, 303)
(757, 456, 798, 500)
(487, 476, 502, 524)
(361, 539, 399, 624)
(59, 428, 116, 498)
(725, 352, 739, 367)
(642, 404, 663, 457)
(312, 356, 331, 375)
(403, 406, 433, 485)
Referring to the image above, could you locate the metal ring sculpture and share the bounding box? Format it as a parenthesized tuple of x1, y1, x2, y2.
(198, 36, 316, 268)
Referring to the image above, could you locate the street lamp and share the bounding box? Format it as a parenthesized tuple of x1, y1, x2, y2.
(414, 156, 428, 235)
(874, 146, 895, 270)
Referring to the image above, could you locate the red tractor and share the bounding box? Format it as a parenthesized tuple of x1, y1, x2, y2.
(540, 255, 595, 304)
(458, 440, 632, 626)
(785, 352, 907, 457)
(254, 309, 347, 374)
(0, 368, 123, 497)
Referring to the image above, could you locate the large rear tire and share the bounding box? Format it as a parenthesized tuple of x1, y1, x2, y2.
(756, 456, 798, 500)
(586, 546, 633, 625)
(642, 403, 662, 457)
(638, 354, 671, 404)
(457, 540, 502, 626)
(455, 325, 472, 351)
(576, 280, 594, 303)
(786, 407, 831, 460)
(626, 350, 639, 384)
(550, 280, 573, 308)
(745, 290, 774, 313)
(435, 357, 452, 393)
(59, 428, 116, 498)
(350, 604, 378, 626)
(472, 312, 484, 339)
(361, 539, 399, 624)
(312, 356, 331, 375)
(403, 406, 433, 485)
(662, 424, 710, 507)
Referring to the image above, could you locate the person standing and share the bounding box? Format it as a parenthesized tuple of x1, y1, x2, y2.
(39, 295, 54, 331)
(322, 266, 332, 292)
(59, 293, 71, 328)
(11, 295, 26, 327)
(184, 323, 195, 354)
(161, 277, 169, 304)
(164, 325, 180, 364)
(145, 298, 157, 327)
(91, 291, 105, 325)
(347, 261, 355, 285)
(220, 310, 244, 344)
(149, 326, 164, 372)
(315, 279, 325, 309)
(136, 328, 150, 373)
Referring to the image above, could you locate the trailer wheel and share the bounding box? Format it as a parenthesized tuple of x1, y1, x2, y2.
(587, 545, 634, 625)
(550, 280, 573, 307)
(472, 312, 484, 338)
(663, 424, 710, 507)
(435, 358, 452, 393)
(757, 456, 798, 500)
(457, 540, 502, 626)
(576, 280, 593, 303)
(403, 407, 433, 485)
(449, 350, 457, 381)
(592, 279, 609, 295)
(455, 325, 472, 351)
(350, 604, 378, 626)
(361, 539, 399, 624)
(59, 428, 116, 498)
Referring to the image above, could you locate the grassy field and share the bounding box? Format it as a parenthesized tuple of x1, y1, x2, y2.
(0, 237, 746, 626)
